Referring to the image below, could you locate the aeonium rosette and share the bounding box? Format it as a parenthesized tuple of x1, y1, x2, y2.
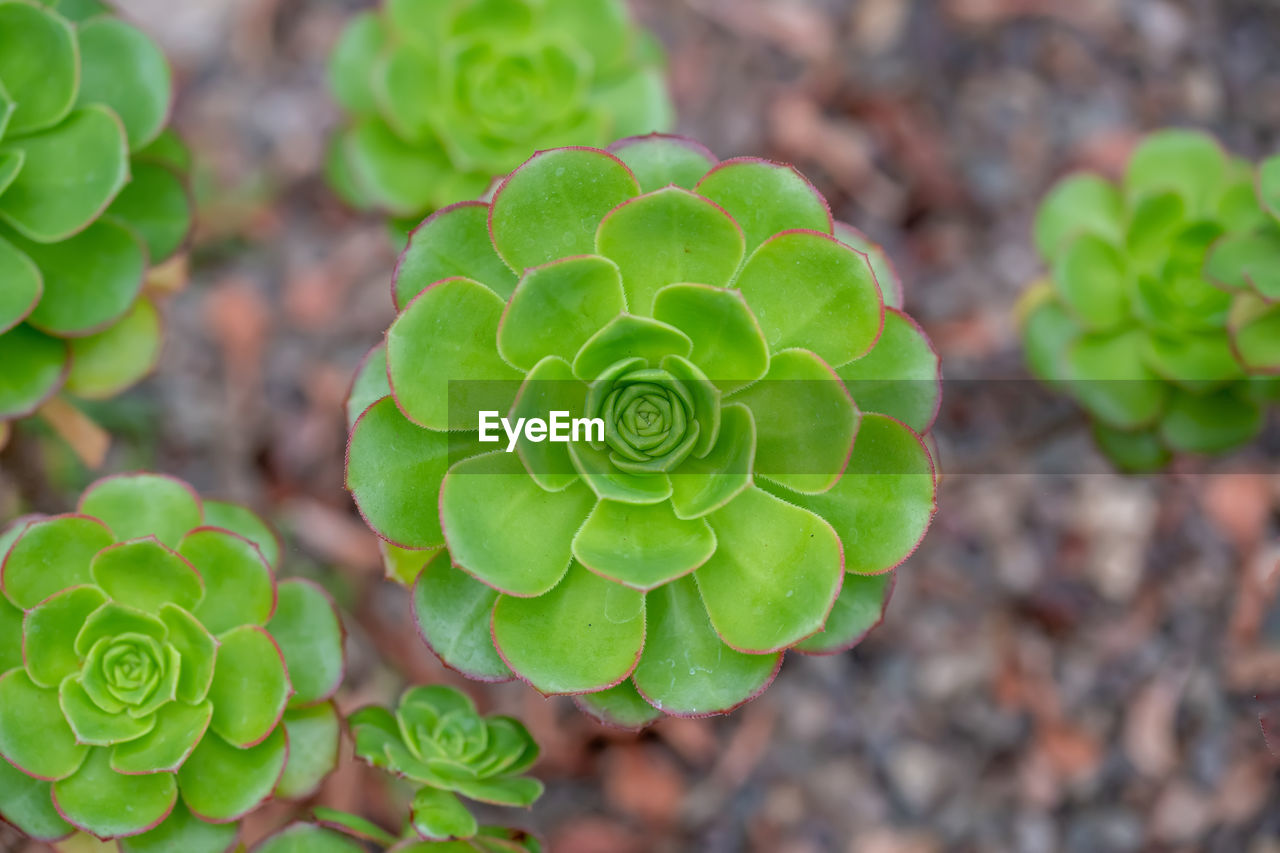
(326, 0, 672, 225)
(0, 0, 194, 449)
(1020, 130, 1280, 471)
(0, 474, 345, 848)
(345, 135, 940, 726)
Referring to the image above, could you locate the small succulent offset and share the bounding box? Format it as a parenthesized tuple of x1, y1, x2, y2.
(0, 0, 194, 445)
(0, 474, 345, 849)
(326, 0, 672, 225)
(250, 686, 541, 852)
(346, 135, 940, 725)
(1020, 130, 1280, 471)
(346, 686, 542, 843)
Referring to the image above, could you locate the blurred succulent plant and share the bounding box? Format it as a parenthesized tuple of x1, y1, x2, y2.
(1020, 130, 1280, 471)
(347, 686, 541, 843)
(0, 473, 345, 849)
(325, 0, 673, 227)
(0, 0, 194, 456)
(345, 135, 939, 725)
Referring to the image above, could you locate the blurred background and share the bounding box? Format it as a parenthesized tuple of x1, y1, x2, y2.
(2, 0, 1280, 850)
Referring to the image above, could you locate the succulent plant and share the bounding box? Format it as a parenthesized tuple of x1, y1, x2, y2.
(0, 0, 194, 449)
(0, 473, 345, 849)
(1020, 130, 1280, 471)
(347, 686, 541, 843)
(325, 0, 673, 226)
(345, 135, 940, 724)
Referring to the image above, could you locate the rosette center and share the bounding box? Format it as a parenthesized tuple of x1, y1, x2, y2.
(88, 632, 168, 709)
(591, 365, 705, 475)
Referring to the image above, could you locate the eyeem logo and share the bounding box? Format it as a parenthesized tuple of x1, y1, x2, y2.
(479, 410, 605, 452)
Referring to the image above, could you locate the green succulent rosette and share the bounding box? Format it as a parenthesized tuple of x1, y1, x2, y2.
(325, 0, 673, 224)
(346, 686, 541, 843)
(0, 0, 194, 442)
(344, 135, 940, 725)
(1020, 129, 1280, 471)
(0, 474, 345, 848)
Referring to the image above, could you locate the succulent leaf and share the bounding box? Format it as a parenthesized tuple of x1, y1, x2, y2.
(52, 747, 177, 838)
(206, 625, 291, 748)
(595, 186, 745, 314)
(396, 202, 518, 308)
(0, 107, 129, 242)
(106, 162, 191, 262)
(178, 726, 287, 822)
(411, 552, 514, 682)
(90, 539, 202, 613)
(347, 397, 457, 549)
(490, 148, 640, 271)
(836, 309, 942, 434)
(0, 1, 77, 135)
(572, 501, 715, 591)
(2, 514, 113, 608)
(268, 580, 345, 706)
(117, 801, 237, 853)
(0, 234, 41, 333)
(411, 786, 478, 841)
(75, 18, 172, 149)
(770, 414, 937, 576)
(609, 134, 717, 192)
(63, 298, 163, 400)
(0, 324, 68, 419)
(633, 576, 780, 715)
(696, 486, 843, 653)
(441, 451, 594, 596)
(80, 474, 201, 547)
(498, 255, 626, 370)
(180, 527, 276, 633)
(734, 229, 882, 367)
(795, 572, 895, 655)
(252, 822, 366, 853)
(109, 699, 213, 774)
(23, 586, 107, 688)
(573, 680, 663, 730)
(275, 702, 341, 799)
(0, 669, 88, 780)
(10, 218, 145, 335)
(0, 755, 70, 840)
(492, 561, 645, 693)
(1124, 129, 1226, 214)
(696, 158, 832, 255)
(388, 276, 522, 430)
